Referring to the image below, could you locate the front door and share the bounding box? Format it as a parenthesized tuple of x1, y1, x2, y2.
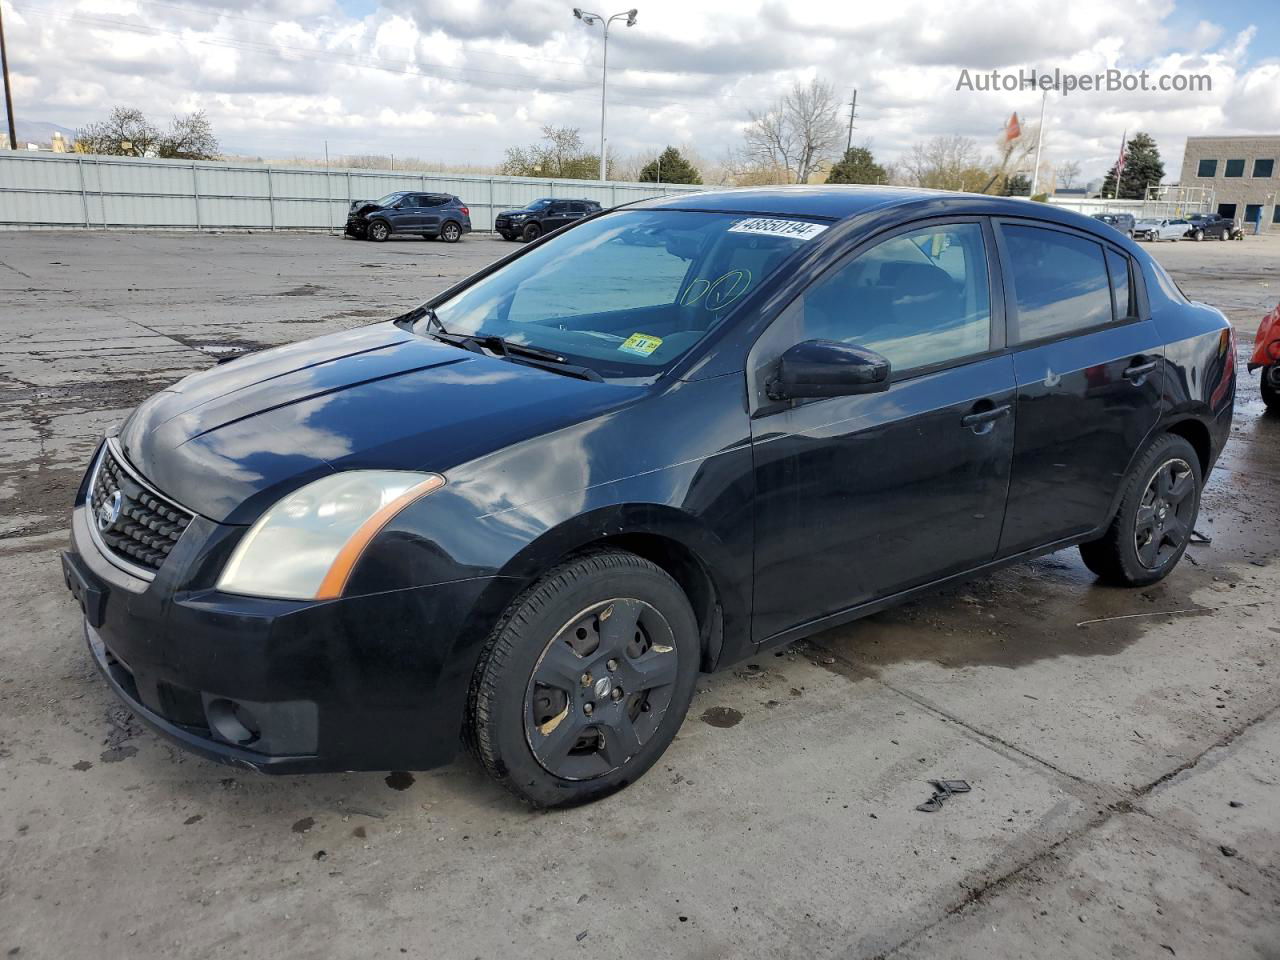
(750, 220, 1016, 642)
(993, 221, 1163, 555)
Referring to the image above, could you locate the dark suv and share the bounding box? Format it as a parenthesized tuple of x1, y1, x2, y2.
(495, 198, 603, 242)
(345, 192, 471, 243)
(1184, 214, 1233, 241)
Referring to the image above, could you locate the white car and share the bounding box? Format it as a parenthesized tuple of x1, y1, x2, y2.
(1134, 218, 1189, 241)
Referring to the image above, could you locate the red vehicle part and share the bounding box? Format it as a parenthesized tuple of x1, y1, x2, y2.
(1248, 301, 1280, 371)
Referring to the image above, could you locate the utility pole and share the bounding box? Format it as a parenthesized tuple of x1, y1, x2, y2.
(1029, 90, 1047, 196)
(845, 89, 857, 152)
(1, 0, 18, 151)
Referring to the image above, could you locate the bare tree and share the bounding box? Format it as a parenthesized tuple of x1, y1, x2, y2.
(1057, 159, 1082, 190)
(743, 79, 843, 184)
(158, 110, 219, 160)
(978, 120, 1039, 194)
(76, 107, 161, 157)
(899, 135, 992, 191)
(501, 126, 601, 179)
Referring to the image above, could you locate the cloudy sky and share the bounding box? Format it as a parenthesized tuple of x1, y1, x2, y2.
(4, 0, 1279, 180)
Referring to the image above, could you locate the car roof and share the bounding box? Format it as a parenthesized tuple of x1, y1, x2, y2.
(630, 185, 1139, 240)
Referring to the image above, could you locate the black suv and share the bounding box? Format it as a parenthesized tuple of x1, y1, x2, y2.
(1184, 214, 1233, 241)
(495, 198, 603, 242)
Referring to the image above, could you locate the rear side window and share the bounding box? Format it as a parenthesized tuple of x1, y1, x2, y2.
(1002, 224, 1113, 343)
(789, 222, 992, 373)
(1106, 249, 1134, 319)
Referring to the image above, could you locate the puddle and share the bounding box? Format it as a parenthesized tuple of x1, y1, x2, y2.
(700, 706, 743, 728)
(385, 770, 415, 790)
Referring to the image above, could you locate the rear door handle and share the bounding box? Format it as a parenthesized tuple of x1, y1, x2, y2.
(1124, 359, 1158, 382)
(961, 403, 1011, 434)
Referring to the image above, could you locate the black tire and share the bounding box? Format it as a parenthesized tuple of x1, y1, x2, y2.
(521, 222, 542, 243)
(1220, 231, 1229, 241)
(498, 232, 514, 241)
(440, 221, 462, 243)
(467, 550, 699, 808)
(367, 219, 390, 242)
(1193, 229, 1204, 241)
(1079, 434, 1202, 587)
(1262, 367, 1280, 413)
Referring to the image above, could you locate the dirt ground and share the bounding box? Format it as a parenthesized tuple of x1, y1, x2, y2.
(0, 229, 1277, 960)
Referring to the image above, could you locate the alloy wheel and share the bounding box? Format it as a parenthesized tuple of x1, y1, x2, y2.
(442, 222, 460, 242)
(369, 221, 389, 241)
(1134, 458, 1195, 569)
(524, 598, 679, 781)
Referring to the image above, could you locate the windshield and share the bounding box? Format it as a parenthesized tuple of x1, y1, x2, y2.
(374, 192, 407, 207)
(1137, 219, 1159, 225)
(523, 198, 554, 210)
(424, 210, 823, 378)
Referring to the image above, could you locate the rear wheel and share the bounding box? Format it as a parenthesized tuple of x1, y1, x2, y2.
(367, 219, 390, 242)
(1079, 434, 1202, 587)
(1262, 366, 1280, 413)
(440, 221, 462, 243)
(521, 222, 542, 243)
(1220, 231, 1229, 241)
(467, 551, 699, 808)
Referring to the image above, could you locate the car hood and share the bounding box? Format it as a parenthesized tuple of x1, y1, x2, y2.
(497, 208, 535, 217)
(349, 200, 385, 218)
(119, 324, 627, 524)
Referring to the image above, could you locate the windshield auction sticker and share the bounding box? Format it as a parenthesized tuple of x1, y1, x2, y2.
(619, 333, 664, 357)
(728, 218, 829, 241)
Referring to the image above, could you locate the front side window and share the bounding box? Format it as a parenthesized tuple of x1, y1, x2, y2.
(1002, 224, 1112, 342)
(1225, 159, 1246, 177)
(783, 222, 992, 373)
(426, 210, 816, 377)
(1196, 158, 1217, 178)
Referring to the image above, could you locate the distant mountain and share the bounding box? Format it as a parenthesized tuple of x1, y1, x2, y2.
(13, 118, 79, 146)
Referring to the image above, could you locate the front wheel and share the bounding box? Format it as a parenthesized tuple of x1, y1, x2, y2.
(440, 221, 462, 243)
(1079, 434, 1202, 587)
(1262, 366, 1280, 413)
(1220, 231, 1229, 242)
(467, 551, 700, 808)
(367, 220, 390, 242)
(1193, 229, 1204, 241)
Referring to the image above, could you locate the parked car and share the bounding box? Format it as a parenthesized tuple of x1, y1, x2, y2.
(345, 192, 471, 242)
(1248, 302, 1280, 411)
(1184, 214, 1234, 242)
(63, 187, 1234, 808)
(495, 198, 602, 241)
(1133, 218, 1189, 242)
(1090, 212, 1136, 237)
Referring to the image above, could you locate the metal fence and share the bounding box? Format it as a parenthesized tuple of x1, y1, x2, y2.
(0, 152, 706, 232)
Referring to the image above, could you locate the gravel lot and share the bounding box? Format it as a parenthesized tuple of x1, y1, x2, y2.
(1, 229, 1278, 960)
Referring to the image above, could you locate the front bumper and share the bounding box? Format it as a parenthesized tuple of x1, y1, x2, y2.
(65, 501, 498, 773)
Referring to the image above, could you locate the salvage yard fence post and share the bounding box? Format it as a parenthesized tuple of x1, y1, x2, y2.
(0, 152, 707, 232)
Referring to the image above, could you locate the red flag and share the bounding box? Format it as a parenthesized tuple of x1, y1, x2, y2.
(1005, 112, 1021, 141)
(1115, 129, 1128, 178)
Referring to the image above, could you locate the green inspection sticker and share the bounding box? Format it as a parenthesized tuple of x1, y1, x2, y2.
(619, 333, 663, 357)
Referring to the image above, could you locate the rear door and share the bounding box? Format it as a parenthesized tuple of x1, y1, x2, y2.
(749, 219, 1016, 642)
(994, 221, 1162, 556)
(418, 195, 448, 234)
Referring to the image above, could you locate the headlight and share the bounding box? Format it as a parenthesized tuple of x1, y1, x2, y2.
(509, 213, 527, 220)
(217, 471, 445, 600)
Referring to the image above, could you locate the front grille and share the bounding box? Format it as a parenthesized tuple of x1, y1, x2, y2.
(89, 445, 193, 574)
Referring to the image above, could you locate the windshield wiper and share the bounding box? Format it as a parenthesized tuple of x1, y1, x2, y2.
(408, 310, 603, 382)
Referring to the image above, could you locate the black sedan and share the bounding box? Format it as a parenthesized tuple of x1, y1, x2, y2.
(63, 187, 1234, 807)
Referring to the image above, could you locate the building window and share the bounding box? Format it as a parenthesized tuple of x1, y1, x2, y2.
(1273, 206, 1280, 225)
(1224, 159, 1246, 177)
(1253, 158, 1275, 178)
(1196, 158, 1217, 178)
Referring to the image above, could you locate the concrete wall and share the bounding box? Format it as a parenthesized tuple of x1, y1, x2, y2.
(1179, 136, 1280, 232)
(0, 153, 706, 232)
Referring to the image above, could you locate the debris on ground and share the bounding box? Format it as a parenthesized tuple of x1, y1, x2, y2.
(915, 779, 972, 813)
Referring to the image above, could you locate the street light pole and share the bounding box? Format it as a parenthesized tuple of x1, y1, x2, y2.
(1029, 89, 1047, 197)
(0, 0, 18, 151)
(573, 7, 637, 181)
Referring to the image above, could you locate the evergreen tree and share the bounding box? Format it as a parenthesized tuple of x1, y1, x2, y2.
(638, 146, 701, 184)
(1099, 132, 1165, 200)
(1003, 173, 1032, 196)
(825, 146, 887, 184)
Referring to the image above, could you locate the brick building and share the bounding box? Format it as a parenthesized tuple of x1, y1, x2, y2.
(1179, 135, 1280, 232)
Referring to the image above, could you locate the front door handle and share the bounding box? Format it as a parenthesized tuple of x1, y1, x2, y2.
(961, 403, 1012, 434)
(1124, 359, 1158, 383)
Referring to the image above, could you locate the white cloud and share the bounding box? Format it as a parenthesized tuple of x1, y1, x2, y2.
(5, 0, 1278, 181)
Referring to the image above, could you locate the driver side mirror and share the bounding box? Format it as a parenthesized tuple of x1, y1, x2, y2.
(767, 340, 891, 401)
